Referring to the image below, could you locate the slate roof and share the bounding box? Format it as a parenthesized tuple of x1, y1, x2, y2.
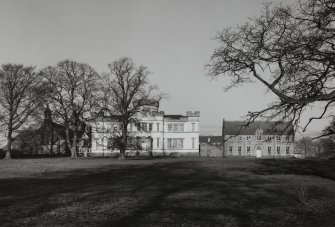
(223, 120, 294, 135)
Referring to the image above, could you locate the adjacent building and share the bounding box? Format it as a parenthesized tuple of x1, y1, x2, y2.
(222, 119, 295, 158)
(89, 104, 200, 157)
(199, 136, 223, 157)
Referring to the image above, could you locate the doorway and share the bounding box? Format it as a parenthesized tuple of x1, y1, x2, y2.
(256, 146, 262, 158)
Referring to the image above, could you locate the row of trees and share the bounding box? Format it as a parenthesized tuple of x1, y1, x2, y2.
(0, 57, 162, 159)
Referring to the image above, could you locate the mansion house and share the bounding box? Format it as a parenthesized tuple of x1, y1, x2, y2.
(89, 104, 200, 157)
(223, 119, 294, 158)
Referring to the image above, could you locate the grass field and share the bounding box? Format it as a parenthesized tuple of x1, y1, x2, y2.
(1, 157, 335, 227)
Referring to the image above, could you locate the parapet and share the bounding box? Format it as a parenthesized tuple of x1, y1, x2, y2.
(186, 111, 200, 117)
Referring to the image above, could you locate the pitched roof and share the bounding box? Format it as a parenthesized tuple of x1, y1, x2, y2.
(223, 120, 294, 135)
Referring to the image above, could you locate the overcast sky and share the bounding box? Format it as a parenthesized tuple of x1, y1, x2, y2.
(0, 0, 329, 135)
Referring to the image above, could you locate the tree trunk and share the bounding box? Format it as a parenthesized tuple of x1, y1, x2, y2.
(4, 130, 12, 159)
(71, 132, 78, 159)
(119, 125, 127, 160)
(65, 127, 75, 158)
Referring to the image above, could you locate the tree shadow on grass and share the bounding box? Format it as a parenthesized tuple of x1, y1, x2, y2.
(1, 159, 335, 226)
(252, 159, 335, 181)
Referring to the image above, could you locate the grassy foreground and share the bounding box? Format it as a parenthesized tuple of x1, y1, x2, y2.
(1, 157, 335, 227)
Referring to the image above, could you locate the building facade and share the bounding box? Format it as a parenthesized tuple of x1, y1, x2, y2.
(90, 106, 200, 157)
(223, 120, 295, 158)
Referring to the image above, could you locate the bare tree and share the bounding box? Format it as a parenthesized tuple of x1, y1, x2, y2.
(207, 0, 335, 133)
(0, 64, 44, 159)
(101, 57, 163, 159)
(40, 60, 100, 158)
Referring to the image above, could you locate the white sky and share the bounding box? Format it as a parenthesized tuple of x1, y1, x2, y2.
(0, 0, 330, 135)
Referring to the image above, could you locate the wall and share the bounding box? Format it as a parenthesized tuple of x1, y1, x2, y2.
(224, 134, 294, 157)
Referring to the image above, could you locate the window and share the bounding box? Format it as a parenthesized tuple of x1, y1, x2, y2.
(148, 123, 153, 132)
(238, 146, 242, 156)
(286, 147, 290, 154)
(247, 146, 251, 155)
(192, 123, 195, 131)
(267, 136, 272, 141)
(276, 136, 281, 141)
(168, 123, 184, 132)
(229, 146, 233, 154)
(256, 132, 262, 141)
(192, 138, 195, 149)
(113, 125, 118, 133)
(238, 136, 242, 141)
(246, 136, 251, 141)
(141, 123, 147, 131)
(268, 146, 272, 155)
(156, 123, 160, 131)
(167, 138, 184, 149)
(285, 136, 290, 141)
(156, 138, 160, 148)
(277, 146, 281, 154)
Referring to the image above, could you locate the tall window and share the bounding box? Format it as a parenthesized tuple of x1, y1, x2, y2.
(141, 123, 147, 131)
(156, 138, 160, 148)
(192, 123, 195, 131)
(156, 123, 160, 131)
(247, 146, 251, 155)
(192, 138, 195, 149)
(149, 123, 153, 132)
(277, 146, 281, 154)
(268, 146, 272, 155)
(256, 132, 262, 141)
(286, 147, 290, 154)
(168, 123, 184, 132)
(167, 138, 184, 149)
(238, 146, 242, 156)
(229, 146, 233, 154)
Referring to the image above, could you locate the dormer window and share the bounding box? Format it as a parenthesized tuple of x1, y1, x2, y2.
(256, 132, 262, 141)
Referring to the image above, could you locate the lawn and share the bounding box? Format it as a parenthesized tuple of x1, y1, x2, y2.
(1, 157, 335, 227)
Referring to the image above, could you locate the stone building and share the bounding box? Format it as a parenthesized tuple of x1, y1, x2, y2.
(89, 103, 200, 156)
(222, 119, 295, 158)
(8, 107, 91, 156)
(11, 107, 68, 155)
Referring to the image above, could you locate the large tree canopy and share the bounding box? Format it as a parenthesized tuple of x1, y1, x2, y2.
(207, 0, 335, 132)
(0, 64, 44, 159)
(40, 60, 100, 158)
(100, 57, 163, 159)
